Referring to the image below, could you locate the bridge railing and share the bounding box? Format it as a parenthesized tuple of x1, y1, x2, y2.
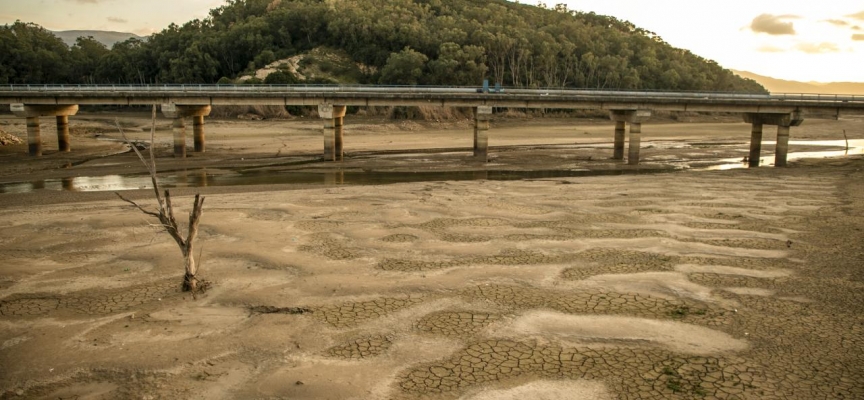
(0, 84, 862, 103)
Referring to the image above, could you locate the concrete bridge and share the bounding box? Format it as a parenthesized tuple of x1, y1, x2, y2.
(3, 85, 864, 167)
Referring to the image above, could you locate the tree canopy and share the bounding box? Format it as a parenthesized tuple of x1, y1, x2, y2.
(0, 0, 765, 93)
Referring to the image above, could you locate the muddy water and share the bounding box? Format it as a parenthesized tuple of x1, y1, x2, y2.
(1, 139, 861, 194)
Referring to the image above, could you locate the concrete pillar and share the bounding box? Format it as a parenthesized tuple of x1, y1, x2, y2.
(193, 115, 205, 153)
(11, 104, 79, 156)
(335, 116, 344, 161)
(628, 122, 642, 166)
(26, 117, 42, 157)
(56, 115, 71, 152)
(173, 118, 186, 158)
(474, 106, 492, 161)
(748, 123, 763, 167)
(161, 104, 212, 157)
(613, 120, 626, 160)
(609, 109, 651, 164)
(318, 104, 347, 162)
(775, 125, 790, 167)
(743, 112, 802, 168)
(323, 118, 336, 161)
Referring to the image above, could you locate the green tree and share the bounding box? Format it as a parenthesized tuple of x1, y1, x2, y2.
(379, 47, 428, 85)
(264, 70, 298, 84)
(69, 36, 109, 83)
(428, 42, 487, 85)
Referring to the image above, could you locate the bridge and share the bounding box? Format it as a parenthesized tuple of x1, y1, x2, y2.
(3, 84, 864, 167)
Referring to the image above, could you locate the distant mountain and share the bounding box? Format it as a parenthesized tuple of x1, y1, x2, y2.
(732, 70, 864, 95)
(53, 30, 141, 48)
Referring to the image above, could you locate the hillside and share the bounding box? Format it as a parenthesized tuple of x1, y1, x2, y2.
(1, 0, 764, 93)
(732, 70, 864, 95)
(52, 30, 141, 48)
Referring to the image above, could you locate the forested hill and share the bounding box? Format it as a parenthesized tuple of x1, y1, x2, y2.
(0, 0, 765, 93)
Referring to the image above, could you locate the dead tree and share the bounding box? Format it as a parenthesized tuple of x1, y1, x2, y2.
(115, 105, 206, 292)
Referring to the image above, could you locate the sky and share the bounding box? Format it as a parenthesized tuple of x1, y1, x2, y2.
(0, 0, 862, 83)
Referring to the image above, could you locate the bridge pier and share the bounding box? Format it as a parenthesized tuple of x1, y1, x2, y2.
(609, 110, 651, 165)
(319, 104, 347, 161)
(748, 123, 763, 168)
(743, 112, 803, 167)
(161, 104, 212, 158)
(474, 106, 492, 161)
(613, 121, 626, 160)
(193, 115, 205, 153)
(628, 122, 642, 165)
(10, 104, 79, 156)
(172, 118, 187, 158)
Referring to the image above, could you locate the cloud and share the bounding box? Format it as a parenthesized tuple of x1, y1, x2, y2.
(750, 14, 799, 35)
(107, 17, 127, 23)
(795, 42, 841, 54)
(757, 45, 786, 53)
(853, 34, 864, 41)
(822, 19, 848, 27)
(847, 11, 864, 21)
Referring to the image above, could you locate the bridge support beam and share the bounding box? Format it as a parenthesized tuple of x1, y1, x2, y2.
(193, 115, 205, 153)
(628, 123, 642, 166)
(743, 112, 803, 167)
(474, 106, 492, 161)
(10, 104, 79, 156)
(613, 121, 626, 160)
(748, 123, 763, 168)
(609, 110, 651, 165)
(161, 104, 212, 158)
(319, 104, 346, 161)
(56, 115, 70, 152)
(172, 118, 186, 158)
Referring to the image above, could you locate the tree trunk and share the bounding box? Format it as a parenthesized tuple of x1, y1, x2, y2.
(182, 247, 198, 292)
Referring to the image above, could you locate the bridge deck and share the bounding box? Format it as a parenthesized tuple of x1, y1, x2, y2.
(2, 85, 863, 116)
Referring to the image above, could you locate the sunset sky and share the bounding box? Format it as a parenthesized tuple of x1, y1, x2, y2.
(0, 0, 861, 83)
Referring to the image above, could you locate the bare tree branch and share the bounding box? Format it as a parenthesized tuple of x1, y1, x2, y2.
(114, 192, 160, 218)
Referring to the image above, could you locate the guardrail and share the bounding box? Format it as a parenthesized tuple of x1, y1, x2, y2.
(1, 84, 862, 104)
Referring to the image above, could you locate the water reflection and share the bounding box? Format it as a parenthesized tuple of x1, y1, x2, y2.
(703, 140, 864, 171)
(1, 140, 861, 194)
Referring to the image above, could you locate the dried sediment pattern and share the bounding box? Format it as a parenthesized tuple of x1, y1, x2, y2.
(294, 220, 345, 232)
(313, 296, 426, 328)
(380, 234, 420, 243)
(562, 249, 792, 281)
(561, 250, 678, 280)
(682, 221, 785, 234)
(399, 340, 767, 399)
(326, 335, 393, 359)
(415, 312, 503, 337)
(0, 278, 178, 317)
(460, 285, 728, 326)
(378, 249, 575, 272)
(297, 232, 359, 260)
